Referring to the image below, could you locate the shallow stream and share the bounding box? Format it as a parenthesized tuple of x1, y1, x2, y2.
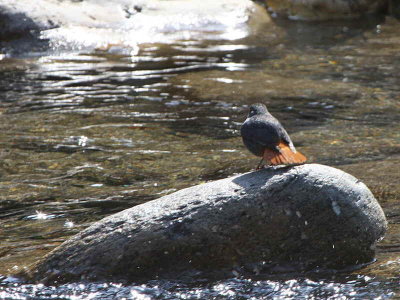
(0, 11, 399, 299)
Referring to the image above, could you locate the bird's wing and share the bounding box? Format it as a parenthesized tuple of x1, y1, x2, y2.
(240, 118, 281, 149)
(277, 126, 297, 152)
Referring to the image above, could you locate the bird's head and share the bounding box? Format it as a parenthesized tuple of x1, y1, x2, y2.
(248, 103, 269, 117)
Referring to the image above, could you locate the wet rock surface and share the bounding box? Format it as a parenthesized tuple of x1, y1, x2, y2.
(24, 164, 387, 283)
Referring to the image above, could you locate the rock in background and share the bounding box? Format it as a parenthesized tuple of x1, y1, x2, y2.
(264, 0, 388, 20)
(23, 164, 387, 283)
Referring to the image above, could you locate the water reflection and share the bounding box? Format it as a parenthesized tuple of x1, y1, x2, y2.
(2, 44, 254, 115)
(0, 275, 397, 299)
(24, 211, 57, 220)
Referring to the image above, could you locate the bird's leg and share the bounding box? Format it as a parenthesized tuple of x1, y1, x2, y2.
(256, 158, 264, 170)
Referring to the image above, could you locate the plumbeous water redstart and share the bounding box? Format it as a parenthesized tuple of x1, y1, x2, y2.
(241, 103, 307, 168)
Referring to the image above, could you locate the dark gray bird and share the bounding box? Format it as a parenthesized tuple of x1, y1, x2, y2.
(241, 103, 307, 168)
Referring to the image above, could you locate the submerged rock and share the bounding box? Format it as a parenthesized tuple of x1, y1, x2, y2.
(265, 0, 387, 20)
(23, 164, 387, 283)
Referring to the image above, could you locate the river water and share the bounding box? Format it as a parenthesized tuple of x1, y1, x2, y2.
(0, 9, 399, 300)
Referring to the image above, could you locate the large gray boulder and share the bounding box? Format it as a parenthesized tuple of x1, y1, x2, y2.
(24, 164, 387, 283)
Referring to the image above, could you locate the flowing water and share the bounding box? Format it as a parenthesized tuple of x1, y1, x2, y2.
(0, 10, 399, 300)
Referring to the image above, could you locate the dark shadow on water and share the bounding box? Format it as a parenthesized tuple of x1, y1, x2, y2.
(270, 14, 386, 50)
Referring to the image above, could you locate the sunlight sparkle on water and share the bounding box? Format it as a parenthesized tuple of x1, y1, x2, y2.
(77, 136, 88, 147)
(25, 211, 55, 220)
(64, 220, 75, 228)
(0, 276, 397, 299)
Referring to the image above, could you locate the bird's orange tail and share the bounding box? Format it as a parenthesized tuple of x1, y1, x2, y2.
(263, 141, 307, 166)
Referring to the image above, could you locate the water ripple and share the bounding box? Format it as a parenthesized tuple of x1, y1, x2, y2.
(0, 276, 397, 300)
